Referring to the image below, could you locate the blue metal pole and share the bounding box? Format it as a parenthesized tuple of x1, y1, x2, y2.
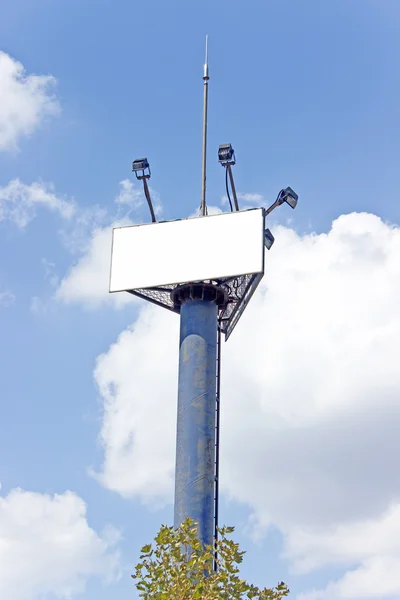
(174, 296, 218, 548)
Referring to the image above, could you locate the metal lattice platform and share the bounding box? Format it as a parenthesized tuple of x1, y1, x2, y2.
(128, 271, 263, 340)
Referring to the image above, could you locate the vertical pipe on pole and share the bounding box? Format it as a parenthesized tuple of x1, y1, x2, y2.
(174, 296, 218, 548)
(201, 36, 209, 217)
(214, 324, 221, 570)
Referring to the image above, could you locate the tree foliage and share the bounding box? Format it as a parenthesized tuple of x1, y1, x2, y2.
(132, 518, 289, 600)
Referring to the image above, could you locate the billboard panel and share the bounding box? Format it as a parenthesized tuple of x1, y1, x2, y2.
(110, 208, 265, 292)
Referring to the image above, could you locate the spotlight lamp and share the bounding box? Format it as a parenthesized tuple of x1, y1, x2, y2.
(262, 186, 298, 249)
(132, 156, 156, 223)
(280, 186, 298, 209)
(264, 228, 275, 250)
(132, 158, 151, 180)
(264, 186, 299, 217)
(218, 143, 239, 212)
(218, 143, 235, 165)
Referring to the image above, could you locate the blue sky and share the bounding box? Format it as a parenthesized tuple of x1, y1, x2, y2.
(1, 1, 400, 599)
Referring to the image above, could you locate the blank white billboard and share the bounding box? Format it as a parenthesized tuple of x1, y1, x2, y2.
(109, 208, 265, 293)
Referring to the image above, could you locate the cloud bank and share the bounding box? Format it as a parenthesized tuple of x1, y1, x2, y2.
(0, 179, 75, 228)
(0, 51, 60, 152)
(0, 487, 120, 600)
(55, 179, 164, 309)
(92, 211, 400, 598)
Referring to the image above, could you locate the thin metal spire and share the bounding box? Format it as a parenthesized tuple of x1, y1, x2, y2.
(204, 34, 209, 78)
(201, 35, 209, 216)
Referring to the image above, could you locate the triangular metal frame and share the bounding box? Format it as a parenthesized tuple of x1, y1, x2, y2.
(128, 271, 263, 340)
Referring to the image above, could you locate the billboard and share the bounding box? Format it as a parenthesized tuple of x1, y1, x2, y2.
(109, 208, 265, 293)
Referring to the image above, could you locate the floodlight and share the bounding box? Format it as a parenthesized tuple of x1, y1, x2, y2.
(132, 157, 156, 223)
(265, 186, 299, 216)
(218, 144, 239, 212)
(280, 187, 298, 209)
(132, 158, 151, 180)
(218, 144, 235, 164)
(264, 228, 275, 250)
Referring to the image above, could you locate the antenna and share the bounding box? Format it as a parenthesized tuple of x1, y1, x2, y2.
(201, 35, 209, 216)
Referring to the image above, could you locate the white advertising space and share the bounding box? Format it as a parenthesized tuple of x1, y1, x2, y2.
(109, 208, 265, 292)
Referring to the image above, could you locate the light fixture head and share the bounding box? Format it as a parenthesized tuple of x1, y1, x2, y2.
(132, 158, 151, 179)
(281, 186, 298, 209)
(218, 143, 235, 164)
(264, 228, 275, 250)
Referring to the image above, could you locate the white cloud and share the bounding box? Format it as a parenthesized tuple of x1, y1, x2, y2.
(115, 179, 162, 220)
(55, 180, 165, 309)
(92, 304, 178, 501)
(221, 192, 263, 208)
(0, 51, 60, 152)
(0, 290, 15, 306)
(0, 487, 120, 600)
(238, 192, 264, 203)
(60, 204, 109, 255)
(296, 505, 400, 599)
(0, 179, 75, 228)
(115, 179, 143, 209)
(56, 222, 135, 309)
(92, 211, 400, 598)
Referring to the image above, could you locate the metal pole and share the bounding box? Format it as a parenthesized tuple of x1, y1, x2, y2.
(142, 177, 156, 223)
(227, 164, 240, 212)
(174, 293, 218, 549)
(201, 36, 209, 217)
(265, 199, 279, 216)
(214, 324, 221, 570)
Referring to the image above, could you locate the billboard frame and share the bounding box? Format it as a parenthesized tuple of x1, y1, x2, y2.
(109, 208, 266, 339)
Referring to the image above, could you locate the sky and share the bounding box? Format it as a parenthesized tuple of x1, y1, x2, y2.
(1, 0, 400, 598)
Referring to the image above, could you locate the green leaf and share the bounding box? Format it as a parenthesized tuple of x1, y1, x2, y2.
(133, 518, 290, 600)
